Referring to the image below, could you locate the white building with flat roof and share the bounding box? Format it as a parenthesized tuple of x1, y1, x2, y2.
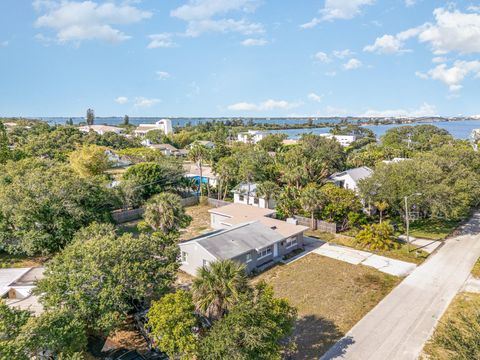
(79, 125, 124, 135)
(320, 134, 357, 147)
(237, 130, 268, 144)
(134, 119, 173, 136)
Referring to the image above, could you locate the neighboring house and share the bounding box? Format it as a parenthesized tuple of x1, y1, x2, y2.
(184, 162, 218, 187)
(232, 182, 275, 209)
(134, 119, 173, 136)
(105, 150, 132, 167)
(1, 267, 44, 315)
(237, 130, 268, 144)
(179, 204, 308, 275)
(79, 125, 124, 135)
(382, 157, 408, 165)
(148, 143, 185, 157)
(329, 166, 373, 192)
(194, 140, 215, 149)
(320, 134, 357, 147)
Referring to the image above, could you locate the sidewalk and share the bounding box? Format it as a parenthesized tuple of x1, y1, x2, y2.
(299, 236, 417, 277)
(397, 235, 443, 254)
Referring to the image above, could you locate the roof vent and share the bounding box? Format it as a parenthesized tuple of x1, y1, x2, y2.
(270, 226, 277, 230)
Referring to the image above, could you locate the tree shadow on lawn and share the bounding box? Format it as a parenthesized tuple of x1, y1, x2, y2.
(291, 315, 353, 360)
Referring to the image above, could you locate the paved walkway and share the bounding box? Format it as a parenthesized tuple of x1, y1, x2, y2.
(398, 235, 443, 254)
(320, 212, 480, 360)
(301, 237, 416, 277)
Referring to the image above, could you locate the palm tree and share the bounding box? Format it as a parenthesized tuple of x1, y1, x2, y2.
(188, 142, 209, 197)
(374, 200, 389, 223)
(144, 192, 191, 233)
(299, 183, 324, 230)
(214, 156, 238, 200)
(192, 259, 248, 321)
(256, 181, 280, 209)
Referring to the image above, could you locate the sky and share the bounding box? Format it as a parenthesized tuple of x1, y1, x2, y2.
(2, 1, 480, 118)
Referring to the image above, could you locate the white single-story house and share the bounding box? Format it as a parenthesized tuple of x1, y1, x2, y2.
(382, 157, 409, 165)
(148, 143, 186, 156)
(232, 182, 275, 209)
(237, 130, 268, 144)
(194, 140, 215, 149)
(105, 150, 132, 167)
(320, 134, 357, 147)
(134, 119, 173, 136)
(79, 125, 124, 135)
(179, 203, 308, 275)
(329, 166, 373, 193)
(1, 267, 44, 315)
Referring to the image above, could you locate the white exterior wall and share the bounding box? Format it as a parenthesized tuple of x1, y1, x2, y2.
(179, 242, 218, 276)
(320, 134, 356, 147)
(333, 174, 359, 192)
(210, 213, 231, 229)
(233, 193, 273, 209)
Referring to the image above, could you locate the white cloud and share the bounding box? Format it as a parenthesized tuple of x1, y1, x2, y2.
(405, 0, 416, 7)
(227, 99, 301, 112)
(343, 58, 362, 70)
(313, 51, 331, 63)
(241, 38, 267, 46)
(301, 0, 374, 28)
(34, 1, 152, 44)
(308, 93, 323, 102)
(156, 71, 171, 80)
(416, 60, 480, 92)
(134, 97, 161, 107)
(147, 33, 177, 48)
(171, 0, 263, 37)
(362, 102, 437, 117)
(364, 34, 407, 54)
(366, 8, 480, 56)
(432, 56, 447, 63)
(333, 49, 354, 59)
(115, 96, 129, 104)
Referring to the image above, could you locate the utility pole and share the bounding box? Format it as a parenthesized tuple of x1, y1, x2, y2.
(405, 196, 410, 252)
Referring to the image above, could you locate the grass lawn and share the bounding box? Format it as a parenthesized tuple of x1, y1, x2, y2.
(472, 259, 480, 278)
(253, 253, 400, 359)
(0, 252, 45, 268)
(306, 230, 428, 265)
(422, 292, 480, 359)
(409, 218, 460, 240)
(117, 220, 142, 237)
(179, 204, 213, 242)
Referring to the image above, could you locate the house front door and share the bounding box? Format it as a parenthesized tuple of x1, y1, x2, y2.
(273, 243, 279, 257)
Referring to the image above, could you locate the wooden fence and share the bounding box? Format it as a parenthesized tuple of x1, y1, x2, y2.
(293, 215, 337, 233)
(112, 196, 200, 224)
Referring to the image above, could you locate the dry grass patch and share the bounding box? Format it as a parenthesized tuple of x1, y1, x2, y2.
(179, 204, 213, 241)
(0, 252, 45, 268)
(254, 253, 400, 359)
(472, 259, 480, 278)
(422, 292, 480, 359)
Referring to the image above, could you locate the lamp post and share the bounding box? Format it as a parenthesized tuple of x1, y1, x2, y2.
(405, 193, 422, 252)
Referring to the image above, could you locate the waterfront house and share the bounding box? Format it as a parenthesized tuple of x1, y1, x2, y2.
(329, 166, 373, 193)
(320, 134, 357, 147)
(79, 125, 124, 135)
(232, 182, 275, 209)
(134, 119, 173, 136)
(237, 130, 268, 144)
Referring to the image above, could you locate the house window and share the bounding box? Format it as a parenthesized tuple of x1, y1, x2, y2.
(181, 251, 188, 263)
(286, 237, 298, 249)
(246, 253, 252, 263)
(253, 197, 259, 205)
(203, 259, 209, 267)
(239, 195, 245, 201)
(257, 247, 272, 259)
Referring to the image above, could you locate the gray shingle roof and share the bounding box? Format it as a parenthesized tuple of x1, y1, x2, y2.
(196, 222, 284, 259)
(330, 166, 373, 182)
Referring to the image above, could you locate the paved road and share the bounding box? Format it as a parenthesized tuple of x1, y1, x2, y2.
(321, 212, 480, 360)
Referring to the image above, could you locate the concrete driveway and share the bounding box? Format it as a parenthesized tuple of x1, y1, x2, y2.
(320, 212, 480, 360)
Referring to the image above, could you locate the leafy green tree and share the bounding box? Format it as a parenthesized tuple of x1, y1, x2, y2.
(144, 192, 191, 233)
(257, 133, 288, 152)
(320, 183, 363, 230)
(147, 290, 199, 359)
(116, 147, 165, 163)
(192, 259, 248, 321)
(188, 142, 210, 197)
(145, 129, 171, 145)
(86, 108, 95, 125)
(373, 200, 389, 223)
(199, 283, 297, 360)
(123, 114, 129, 126)
(0, 158, 118, 255)
(355, 221, 398, 251)
(0, 300, 30, 358)
(256, 181, 280, 209)
(214, 156, 239, 200)
(300, 183, 325, 229)
(122, 160, 184, 203)
(0, 122, 11, 164)
(276, 186, 301, 219)
(69, 144, 111, 178)
(35, 223, 180, 333)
